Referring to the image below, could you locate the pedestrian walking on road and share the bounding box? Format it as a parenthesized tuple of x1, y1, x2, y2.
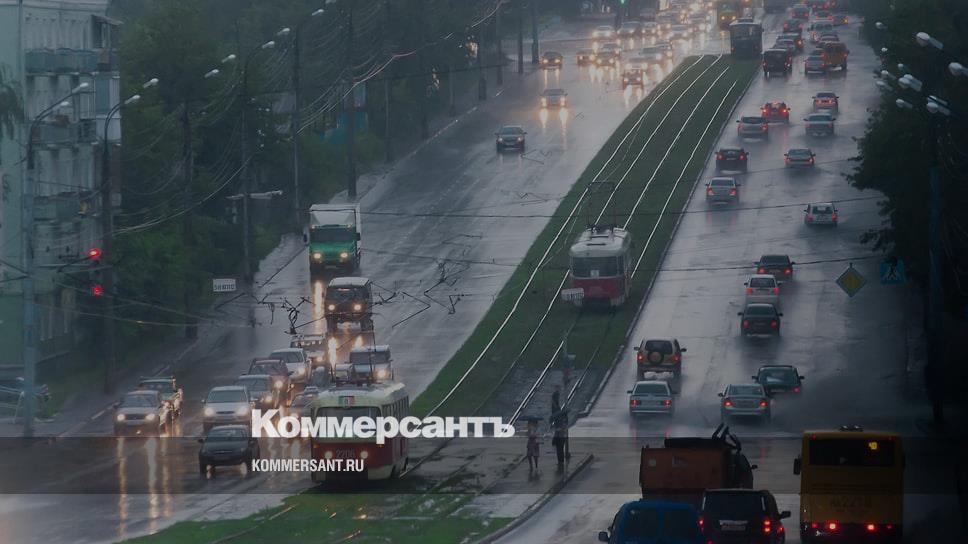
(550, 387, 570, 460)
(525, 418, 540, 472)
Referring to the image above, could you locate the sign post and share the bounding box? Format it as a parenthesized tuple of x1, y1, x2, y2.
(212, 278, 237, 293)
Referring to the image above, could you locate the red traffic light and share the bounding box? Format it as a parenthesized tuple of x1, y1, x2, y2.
(91, 284, 104, 296)
(87, 247, 102, 259)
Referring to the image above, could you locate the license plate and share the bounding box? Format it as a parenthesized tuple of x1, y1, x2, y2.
(720, 520, 747, 531)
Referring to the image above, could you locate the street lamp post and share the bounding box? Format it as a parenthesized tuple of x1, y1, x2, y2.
(99, 78, 157, 394)
(21, 83, 89, 437)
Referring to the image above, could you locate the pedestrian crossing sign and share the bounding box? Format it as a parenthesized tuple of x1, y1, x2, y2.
(836, 264, 867, 298)
(879, 258, 906, 285)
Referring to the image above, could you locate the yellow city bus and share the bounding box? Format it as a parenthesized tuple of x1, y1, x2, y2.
(793, 427, 903, 543)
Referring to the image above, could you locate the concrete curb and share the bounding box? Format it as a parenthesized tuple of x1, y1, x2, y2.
(470, 452, 594, 544)
(580, 57, 758, 418)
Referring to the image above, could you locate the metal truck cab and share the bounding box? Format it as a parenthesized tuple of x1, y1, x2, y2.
(324, 277, 373, 333)
(308, 205, 361, 274)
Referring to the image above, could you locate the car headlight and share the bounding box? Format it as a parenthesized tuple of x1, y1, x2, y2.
(339, 251, 349, 259)
(376, 369, 388, 379)
(274, 379, 284, 389)
(263, 394, 273, 403)
(517, 137, 523, 142)
(360, 450, 369, 460)
(313, 252, 323, 260)
(542, 58, 548, 64)
(116, 413, 126, 422)
(353, 303, 362, 311)
(327, 304, 336, 311)
(541, 98, 547, 106)
(235, 405, 250, 416)
(145, 413, 157, 421)
(296, 367, 306, 376)
(204, 407, 216, 417)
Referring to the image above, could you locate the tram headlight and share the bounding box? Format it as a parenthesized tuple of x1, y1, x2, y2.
(313, 252, 323, 261)
(360, 450, 369, 460)
(339, 252, 349, 260)
(204, 407, 216, 417)
(353, 303, 363, 312)
(327, 304, 336, 311)
(324, 450, 334, 460)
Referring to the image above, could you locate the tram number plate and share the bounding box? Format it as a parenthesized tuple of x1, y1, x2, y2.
(561, 288, 585, 301)
(335, 449, 355, 459)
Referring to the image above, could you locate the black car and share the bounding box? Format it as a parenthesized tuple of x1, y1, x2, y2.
(783, 18, 804, 33)
(716, 147, 748, 172)
(701, 489, 791, 544)
(248, 358, 292, 401)
(495, 125, 526, 151)
(235, 374, 280, 409)
(755, 254, 795, 282)
(198, 425, 261, 476)
(737, 303, 782, 337)
(540, 51, 563, 69)
(753, 365, 804, 395)
(779, 32, 804, 51)
(762, 49, 792, 77)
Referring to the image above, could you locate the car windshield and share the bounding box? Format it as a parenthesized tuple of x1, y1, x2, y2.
(139, 381, 174, 393)
(634, 383, 669, 395)
(643, 340, 673, 353)
(207, 389, 247, 403)
(703, 493, 765, 518)
(741, 116, 764, 123)
(710, 178, 734, 187)
(350, 350, 391, 364)
(544, 89, 565, 97)
(270, 351, 303, 364)
(745, 305, 776, 316)
(121, 394, 157, 408)
(327, 286, 365, 301)
(237, 378, 269, 392)
(811, 204, 833, 213)
(749, 277, 775, 288)
(595, 26, 612, 32)
(728, 384, 765, 396)
(499, 126, 523, 135)
(721, 148, 742, 156)
(807, 114, 831, 122)
(760, 255, 790, 265)
(817, 92, 836, 98)
(759, 368, 797, 384)
(250, 363, 283, 375)
(207, 427, 247, 441)
(310, 227, 355, 243)
(788, 149, 812, 158)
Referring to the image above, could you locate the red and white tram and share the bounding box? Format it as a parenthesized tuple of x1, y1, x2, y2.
(309, 381, 409, 482)
(566, 225, 633, 308)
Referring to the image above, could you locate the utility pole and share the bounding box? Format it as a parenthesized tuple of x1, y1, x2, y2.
(181, 102, 196, 339)
(478, 20, 487, 100)
(417, 0, 429, 139)
(517, 0, 524, 74)
(241, 67, 253, 283)
(100, 107, 118, 394)
(496, 1, 503, 86)
(530, 0, 539, 64)
(384, 0, 393, 160)
(448, 63, 456, 115)
(345, 2, 357, 199)
(290, 29, 302, 228)
(22, 128, 38, 438)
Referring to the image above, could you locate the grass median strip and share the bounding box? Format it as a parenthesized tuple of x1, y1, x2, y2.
(414, 55, 759, 418)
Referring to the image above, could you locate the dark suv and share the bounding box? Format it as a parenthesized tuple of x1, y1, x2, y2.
(700, 489, 790, 544)
(716, 148, 749, 173)
(247, 358, 292, 402)
(755, 254, 795, 282)
(634, 338, 686, 378)
(762, 49, 792, 77)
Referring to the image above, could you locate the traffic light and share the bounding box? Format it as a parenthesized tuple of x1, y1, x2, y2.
(91, 284, 104, 297)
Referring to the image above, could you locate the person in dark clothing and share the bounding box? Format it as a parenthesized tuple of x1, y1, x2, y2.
(550, 387, 570, 460)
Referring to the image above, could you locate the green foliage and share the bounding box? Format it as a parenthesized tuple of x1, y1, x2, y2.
(848, 0, 968, 310)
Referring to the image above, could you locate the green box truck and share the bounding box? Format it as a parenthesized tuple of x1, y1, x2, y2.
(308, 204, 361, 276)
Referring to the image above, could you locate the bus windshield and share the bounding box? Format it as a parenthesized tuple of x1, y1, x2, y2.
(808, 438, 896, 467)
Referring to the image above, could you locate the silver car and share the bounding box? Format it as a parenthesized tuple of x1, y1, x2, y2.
(628, 380, 674, 416)
(719, 383, 771, 421)
(737, 115, 769, 138)
(705, 177, 739, 203)
(114, 390, 171, 436)
(744, 274, 780, 307)
(812, 91, 839, 111)
(202, 385, 252, 432)
(804, 202, 838, 226)
(803, 55, 826, 74)
(803, 112, 835, 136)
(270, 347, 312, 385)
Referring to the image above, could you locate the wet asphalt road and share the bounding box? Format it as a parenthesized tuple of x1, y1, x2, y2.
(495, 9, 962, 544)
(0, 17, 722, 544)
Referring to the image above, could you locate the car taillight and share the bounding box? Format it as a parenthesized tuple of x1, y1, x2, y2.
(662, 399, 672, 406)
(866, 524, 877, 532)
(772, 287, 779, 295)
(770, 320, 778, 328)
(793, 386, 801, 393)
(630, 399, 640, 406)
(827, 522, 839, 531)
(761, 124, 768, 131)
(723, 398, 733, 406)
(729, 188, 737, 196)
(672, 354, 680, 363)
(707, 188, 714, 196)
(831, 213, 838, 221)
(759, 399, 769, 407)
(637, 352, 644, 362)
(784, 267, 792, 275)
(746, 287, 753, 294)
(757, 267, 766, 274)
(739, 153, 746, 160)
(716, 153, 724, 160)
(698, 516, 704, 529)
(809, 156, 814, 163)
(806, 215, 814, 222)
(763, 518, 773, 534)
(828, 123, 833, 129)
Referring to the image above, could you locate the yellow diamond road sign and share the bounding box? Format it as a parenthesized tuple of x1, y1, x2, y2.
(836, 264, 867, 298)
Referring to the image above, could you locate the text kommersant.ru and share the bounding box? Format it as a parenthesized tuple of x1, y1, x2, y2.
(250, 410, 516, 444)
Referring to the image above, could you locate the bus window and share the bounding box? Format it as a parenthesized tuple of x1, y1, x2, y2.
(808, 438, 896, 467)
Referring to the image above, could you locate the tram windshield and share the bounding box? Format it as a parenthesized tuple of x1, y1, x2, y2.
(571, 256, 622, 278)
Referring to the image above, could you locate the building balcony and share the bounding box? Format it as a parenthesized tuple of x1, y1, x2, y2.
(31, 119, 97, 147)
(25, 49, 99, 75)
